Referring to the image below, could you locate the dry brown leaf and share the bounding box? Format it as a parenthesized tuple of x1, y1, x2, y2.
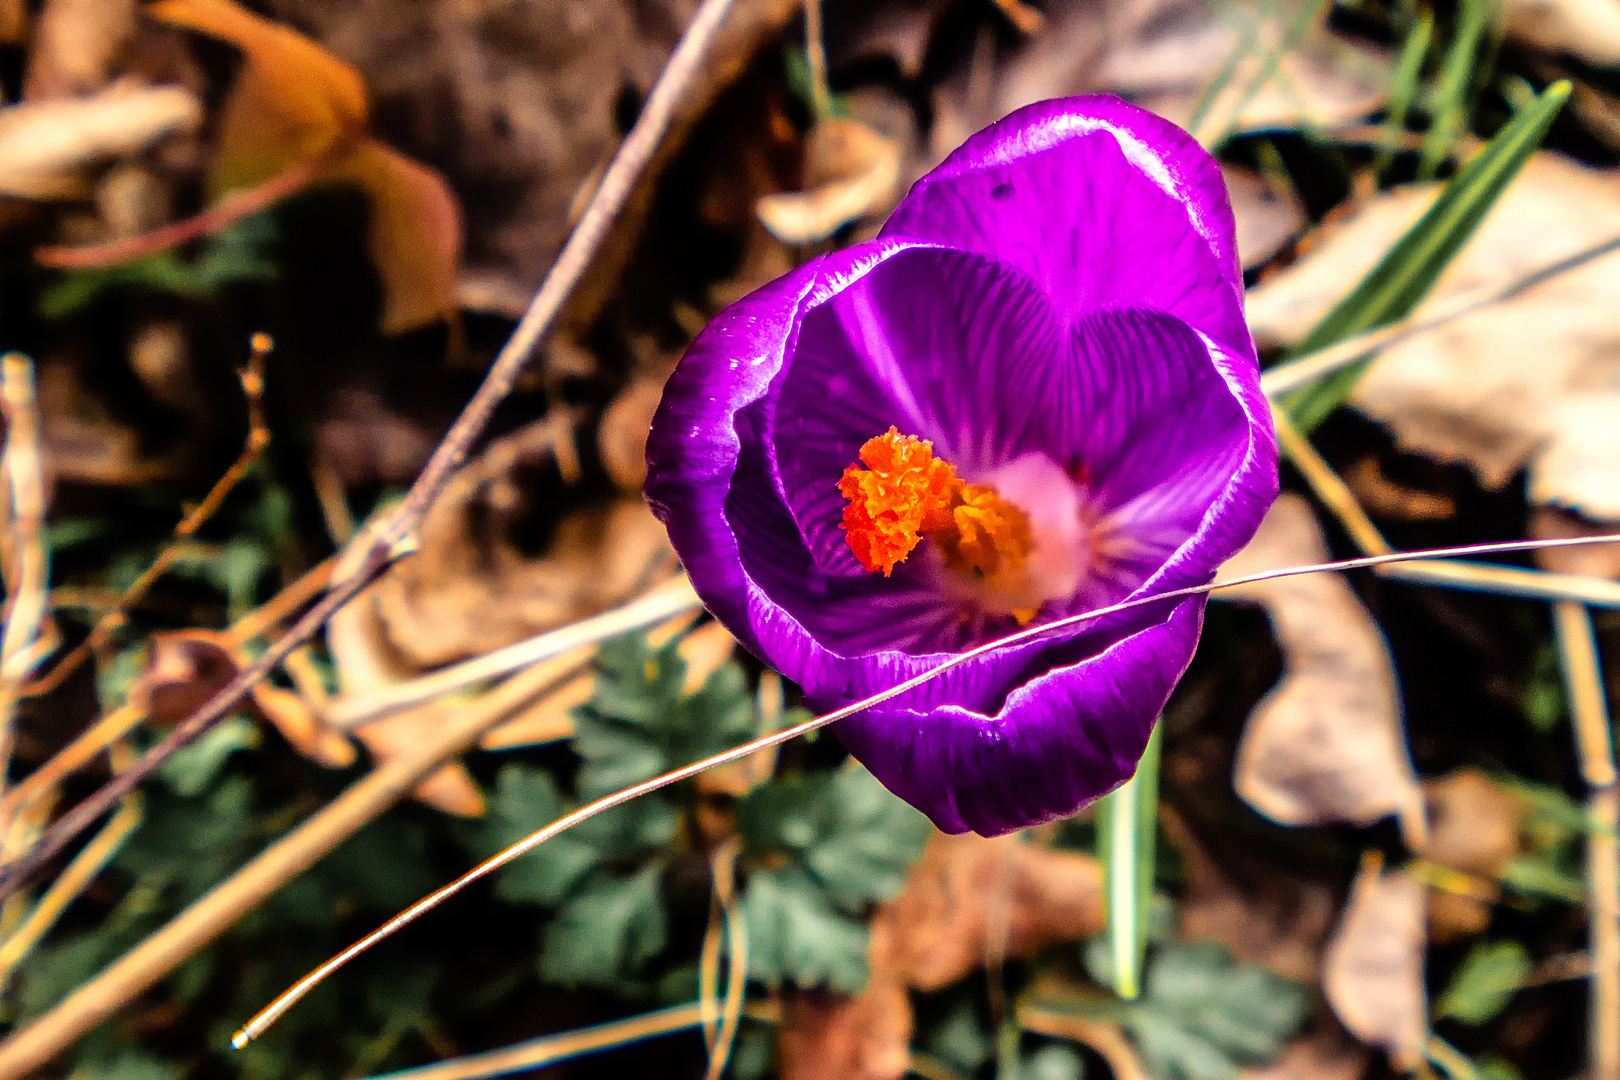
(371, 419, 673, 669)
(0, 82, 202, 200)
(322, 137, 463, 334)
(1505, 0, 1620, 67)
(22, 0, 136, 100)
(887, 831, 1105, 992)
(929, 0, 1388, 161)
(149, 0, 461, 332)
(477, 670, 593, 751)
(1225, 165, 1305, 270)
(777, 908, 911, 1080)
(756, 118, 901, 245)
(325, 583, 487, 816)
(1215, 495, 1427, 848)
(1422, 768, 1524, 941)
(131, 629, 355, 769)
(1246, 153, 1620, 508)
(1531, 506, 1620, 579)
(598, 373, 671, 493)
(1240, 1022, 1369, 1080)
(1322, 858, 1428, 1070)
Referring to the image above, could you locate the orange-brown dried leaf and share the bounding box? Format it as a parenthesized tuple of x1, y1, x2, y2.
(777, 906, 912, 1080)
(148, 0, 366, 195)
(323, 138, 462, 333)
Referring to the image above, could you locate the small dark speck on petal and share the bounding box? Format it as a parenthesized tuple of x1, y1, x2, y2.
(992, 183, 1015, 200)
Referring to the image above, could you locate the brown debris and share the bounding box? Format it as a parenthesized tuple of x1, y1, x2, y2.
(1322, 856, 1428, 1071)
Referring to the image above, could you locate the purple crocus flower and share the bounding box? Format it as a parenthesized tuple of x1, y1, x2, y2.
(644, 96, 1278, 836)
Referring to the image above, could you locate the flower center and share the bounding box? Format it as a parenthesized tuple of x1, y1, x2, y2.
(837, 426, 1036, 586)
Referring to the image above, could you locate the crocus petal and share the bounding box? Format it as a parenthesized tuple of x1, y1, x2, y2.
(833, 598, 1204, 835)
(773, 245, 1064, 577)
(882, 95, 1248, 358)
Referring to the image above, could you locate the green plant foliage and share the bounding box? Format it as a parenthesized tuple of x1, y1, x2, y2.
(1279, 80, 1571, 432)
(1076, 940, 1311, 1080)
(540, 865, 669, 988)
(741, 866, 871, 992)
(157, 715, 260, 797)
(1025, 1042, 1087, 1080)
(1437, 940, 1532, 1025)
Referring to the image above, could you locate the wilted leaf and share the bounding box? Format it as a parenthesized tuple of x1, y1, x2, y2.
(540, 865, 667, 988)
(371, 421, 674, 668)
(1246, 153, 1620, 505)
(0, 83, 201, 199)
(888, 831, 1106, 992)
(1215, 495, 1426, 847)
(1322, 860, 1427, 1069)
(1504, 0, 1620, 67)
(1436, 940, 1532, 1025)
(22, 0, 137, 100)
(757, 118, 901, 244)
(1424, 769, 1524, 940)
(149, 0, 461, 332)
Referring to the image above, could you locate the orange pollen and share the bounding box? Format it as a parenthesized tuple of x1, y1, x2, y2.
(837, 427, 1035, 578)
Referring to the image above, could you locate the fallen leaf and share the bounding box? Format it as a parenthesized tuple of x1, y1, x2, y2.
(1342, 457, 1456, 522)
(1240, 1022, 1369, 1080)
(1530, 506, 1620, 580)
(777, 907, 912, 1080)
(1245, 153, 1620, 506)
(131, 629, 355, 769)
(1225, 165, 1306, 270)
(370, 419, 675, 669)
(886, 831, 1105, 992)
(756, 118, 901, 245)
(598, 373, 670, 493)
(22, 0, 137, 100)
(1322, 857, 1428, 1070)
(1215, 495, 1427, 849)
(1504, 0, 1620, 68)
(1422, 769, 1525, 942)
(325, 582, 487, 816)
(148, 0, 461, 332)
(0, 82, 202, 200)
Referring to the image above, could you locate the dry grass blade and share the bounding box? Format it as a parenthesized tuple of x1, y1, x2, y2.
(1553, 600, 1620, 1080)
(0, 354, 49, 795)
(0, 649, 592, 1080)
(26, 334, 272, 699)
(235, 530, 1620, 1045)
(0, 0, 746, 903)
(0, 794, 139, 990)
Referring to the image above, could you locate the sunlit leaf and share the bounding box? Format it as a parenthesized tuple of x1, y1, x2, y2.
(1436, 941, 1531, 1025)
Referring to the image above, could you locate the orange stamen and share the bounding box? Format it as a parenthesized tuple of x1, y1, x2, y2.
(837, 427, 1034, 582)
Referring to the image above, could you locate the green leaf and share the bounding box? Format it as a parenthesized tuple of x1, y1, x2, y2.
(1375, 11, 1434, 177)
(1096, 723, 1162, 999)
(157, 716, 259, 796)
(1279, 81, 1571, 431)
(1502, 852, 1585, 903)
(573, 632, 756, 801)
(1419, 0, 1492, 180)
(1026, 1043, 1087, 1080)
(1083, 942, 1310, 1080)
(742, 867, 870, 993)
(476, 765, 599, 907)
(540, 866, 668, 988)
(738, 765, 930, 910)
(1437, 940, 1531, 1024)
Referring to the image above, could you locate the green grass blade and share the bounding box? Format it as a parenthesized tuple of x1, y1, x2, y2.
(1187, 0, 1272, 142)
(1279, 80, 1570, 431)
(1419, 0, 1491, 178)
(1375, 10, 1434, 177)
(1097, 722, 1162, 1000)
(1210, 0, 1333, 147)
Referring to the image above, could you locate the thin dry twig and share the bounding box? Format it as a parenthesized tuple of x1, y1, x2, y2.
(0, 794, 140, 990)
(34, 142, 353, 269)
(0, 649, 592, 1080)
(234, 530, 1620, 1044)
(0, 355, 49, 798)
(25, 335, 273, 700)
(0, 0, 746, 903)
